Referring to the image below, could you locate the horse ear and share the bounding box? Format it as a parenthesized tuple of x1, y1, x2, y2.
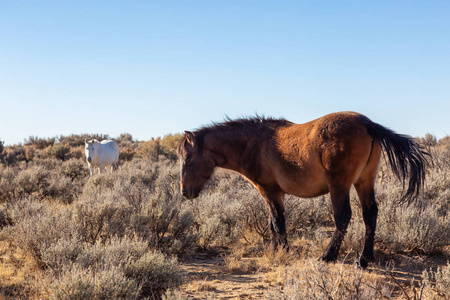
(185, 131, 197, 148)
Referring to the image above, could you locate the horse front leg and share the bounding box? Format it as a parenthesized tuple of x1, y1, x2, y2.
(269, 202, 288, 250)
(88, 163, 94, 176)
(260, 188, 288, 250)
(322, 187, 351, 262)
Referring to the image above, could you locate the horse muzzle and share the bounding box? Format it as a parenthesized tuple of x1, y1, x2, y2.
(181, 187, 200, 200)
(87, 157, 92, 163)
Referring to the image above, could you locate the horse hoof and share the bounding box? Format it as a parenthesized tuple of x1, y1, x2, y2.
(359, 255, 375, 269)
(321, 253, 338, 262)
(359, 257, 369, 269)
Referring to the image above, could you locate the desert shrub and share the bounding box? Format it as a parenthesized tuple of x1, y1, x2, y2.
(4, 192, 184, 299)
(78, 161, 197, 253)
(285, 195, 333, 239)
(136, 134, 181, 162)
(69, 146, 84, 160)
(0, 206, 12, 228)
(83, 172, 117, 192)
(25, 136, 55, 149)
(75, 199, 133, 245)
(4, 202, 78, 268)
(41, 237, 84, 274)
(50, 264, 139, 300)
(22, 158, 86, 203)
(0, 139, 4, 158)
(136, 138, 162, 162)
(194, 196, 242, 247)
(0, 167, 16, 203)
(61, 159, 89, 181)
(46, 176, 78, 204)
(124, 251, 183, 298)
(32, 157, 60, 170)
(2, 146, 27, 165)
(13, 165, 50, 200)
(131, 163, 197, 252)
(119, 146, 135, 162)
(44, 144, 71, 160)
(48, 238, 183, 299)
(376, 172, 450, 255)
(422, 261, 450, 298)
(240, 191, 270, 242)
(117, 133, 133, 144)
(4, 161, 83, 204)
(75, 237, 146, 270)
(67, 238, 183, 299)
(160, 133, 183, 160)
(422, 168, 450, 215)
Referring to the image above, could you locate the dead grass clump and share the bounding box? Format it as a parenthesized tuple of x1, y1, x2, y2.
(422, 261, 450, 299)
(222, 252, 258, 274)
(267, 259, 392, 300)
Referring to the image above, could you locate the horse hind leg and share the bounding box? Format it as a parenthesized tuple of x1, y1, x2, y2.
(354, 141, 381, 268)
(354, 182, 377, 268)
(322, 186, 352, 262)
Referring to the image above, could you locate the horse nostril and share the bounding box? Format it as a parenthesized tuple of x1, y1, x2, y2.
(182, 189, 188, 197)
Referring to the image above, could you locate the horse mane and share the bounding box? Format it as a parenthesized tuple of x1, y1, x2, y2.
(196, 115, 292, 135)
(188, 116, 291, 153)
(178, 116, 292, 155)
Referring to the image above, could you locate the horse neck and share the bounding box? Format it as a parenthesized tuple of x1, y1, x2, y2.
(202, 128, 256, 172)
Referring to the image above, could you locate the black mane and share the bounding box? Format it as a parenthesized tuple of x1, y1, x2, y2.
(195, 115, 292, 134)
(178, 116, 293, 156)
(188, 116, 291, 153)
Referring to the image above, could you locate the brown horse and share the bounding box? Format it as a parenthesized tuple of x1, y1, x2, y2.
(177, 111, 428, 267)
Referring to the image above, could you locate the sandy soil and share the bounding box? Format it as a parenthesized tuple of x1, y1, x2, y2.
(179, 251, 271, 299)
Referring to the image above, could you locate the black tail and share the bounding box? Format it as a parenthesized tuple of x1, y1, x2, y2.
(364, 118, 429, 203)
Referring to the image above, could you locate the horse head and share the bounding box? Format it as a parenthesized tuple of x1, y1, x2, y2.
(84, 139, 94, 163)
(177, 131, 216, 199)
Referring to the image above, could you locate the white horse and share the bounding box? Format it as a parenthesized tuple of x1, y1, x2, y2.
(84, 139, 120, 176)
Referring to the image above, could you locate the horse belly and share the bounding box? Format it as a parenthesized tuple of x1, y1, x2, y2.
(100, 148, 119, 165)
(276, 168, 329, 198)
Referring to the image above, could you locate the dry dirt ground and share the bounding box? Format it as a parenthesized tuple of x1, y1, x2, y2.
(178, 248, 449, 300)
(179, 251, 270, 299)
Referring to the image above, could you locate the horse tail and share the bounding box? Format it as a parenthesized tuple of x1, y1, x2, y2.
(363, 118, 429, 203)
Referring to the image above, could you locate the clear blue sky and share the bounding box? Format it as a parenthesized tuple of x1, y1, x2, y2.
(1, 1, 449, 145)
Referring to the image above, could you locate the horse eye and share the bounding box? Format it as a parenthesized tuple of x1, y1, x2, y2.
(185, 155, 192, 164)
